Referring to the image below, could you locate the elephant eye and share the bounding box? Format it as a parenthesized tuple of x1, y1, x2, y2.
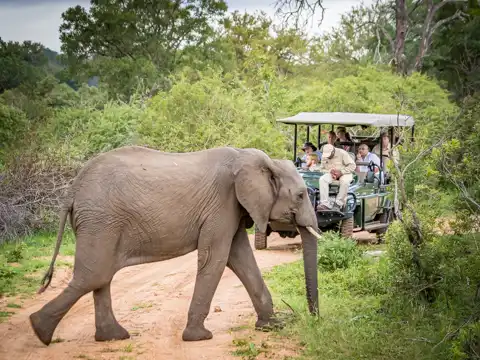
(297, 192, 304, 201)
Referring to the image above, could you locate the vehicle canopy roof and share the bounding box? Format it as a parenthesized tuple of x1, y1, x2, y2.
(277, 112, 415, 127)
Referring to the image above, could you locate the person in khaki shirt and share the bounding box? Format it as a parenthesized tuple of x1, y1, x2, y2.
(317, 144, 356, 212)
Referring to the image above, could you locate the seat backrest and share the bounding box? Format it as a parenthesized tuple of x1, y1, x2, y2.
(365, 170, 376, 183)
(356, 171, 367, 184)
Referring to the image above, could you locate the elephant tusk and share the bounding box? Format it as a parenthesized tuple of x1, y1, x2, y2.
(306, 226, 322, 240)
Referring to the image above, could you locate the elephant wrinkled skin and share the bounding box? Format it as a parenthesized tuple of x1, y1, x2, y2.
(29, 145, 319, 346)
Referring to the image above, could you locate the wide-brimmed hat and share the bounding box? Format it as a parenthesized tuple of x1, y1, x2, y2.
(301, 142, 317, 151)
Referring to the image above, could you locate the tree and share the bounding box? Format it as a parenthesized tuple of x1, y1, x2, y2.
(277, 0, 471, 76)
(422, 1, 480, 100)
(59, 0, 228, 72)
(0, 38, 49, 94)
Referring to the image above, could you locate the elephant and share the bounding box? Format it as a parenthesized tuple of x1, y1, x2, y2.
(29, 145, 320, 346)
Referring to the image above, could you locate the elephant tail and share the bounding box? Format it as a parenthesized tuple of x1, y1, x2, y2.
(37, 198, 73, 294)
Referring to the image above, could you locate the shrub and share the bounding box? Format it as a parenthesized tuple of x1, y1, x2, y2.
(0, 103, 29, 153)
(385, 220, 480, 306)
(137, 69, 289, 158)
(449, 321, 480, 360)
(317, 232, 362, 272)
(0, 148, 79, 243)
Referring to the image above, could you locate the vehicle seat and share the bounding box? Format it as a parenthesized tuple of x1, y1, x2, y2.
(365, 170, 380, 185)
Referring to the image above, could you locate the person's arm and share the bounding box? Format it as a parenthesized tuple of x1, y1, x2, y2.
(392, 148, 400, 165)
(319, 160, 327, 172)
(371, 154, 381, 173)
(341, 151, 356, 175)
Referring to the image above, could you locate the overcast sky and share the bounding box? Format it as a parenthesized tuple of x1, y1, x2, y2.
(0, 0, 372, 52)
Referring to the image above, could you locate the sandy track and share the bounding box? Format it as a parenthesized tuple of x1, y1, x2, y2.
(0, 235, 304, 360)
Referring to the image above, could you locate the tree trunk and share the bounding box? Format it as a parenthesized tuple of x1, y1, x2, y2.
(394, 0, 407, 75)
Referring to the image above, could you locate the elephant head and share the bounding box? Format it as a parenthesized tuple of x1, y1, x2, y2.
(233, 149, 319, 315)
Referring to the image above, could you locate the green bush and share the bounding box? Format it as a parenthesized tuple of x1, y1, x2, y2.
(0, 103, 29, 152)
(138, 68, 289, 158)
(317, 232, 362, 272)
(384, 219, 480, 310)
(449, 321, 480, 360)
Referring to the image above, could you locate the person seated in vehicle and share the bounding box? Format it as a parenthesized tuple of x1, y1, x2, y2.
(300, 142, 322, 167)
(320, 131, 338, 153)
(336, 128, 352, 152)
(356, 143, 381, 173)
(303, 153, 321, 172)
(327, 131, 337, 146)
(316, 144, 356, 212)
(373, 132, 399, 172)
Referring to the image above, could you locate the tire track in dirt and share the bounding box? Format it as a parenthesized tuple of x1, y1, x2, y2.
(0, 235, 303, 360)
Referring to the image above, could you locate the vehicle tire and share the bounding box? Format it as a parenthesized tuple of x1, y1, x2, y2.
(375, 208, 393, 236)
(374, 208, 393, 243)
(339, 217, 354, 238)
(254, 225, 267, 250)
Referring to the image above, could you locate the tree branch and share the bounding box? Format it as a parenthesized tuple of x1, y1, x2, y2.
(378, 22, 395, 54)
(274, 0, 325, 29)
(441, 159, 480, 212)
(407, 0, 424, 17)
(412, 0, 468, 72)
(430, 9, 467, 35)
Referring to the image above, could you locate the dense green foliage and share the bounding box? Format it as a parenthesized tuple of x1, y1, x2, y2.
(264, 230, 480, 360)
(0, 0, 479, 357)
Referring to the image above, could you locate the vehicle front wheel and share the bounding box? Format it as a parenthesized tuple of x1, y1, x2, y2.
(374, 208, 393, 242)
(254, 225, 267, 250)
(339, 217, 354, 238)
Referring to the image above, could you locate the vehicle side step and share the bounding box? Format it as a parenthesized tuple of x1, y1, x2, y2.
(364, 223, 389, 231)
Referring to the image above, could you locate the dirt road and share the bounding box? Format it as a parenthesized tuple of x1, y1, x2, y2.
(0, 234, 306, 360)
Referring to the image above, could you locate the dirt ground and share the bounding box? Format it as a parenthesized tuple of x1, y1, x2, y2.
(0, 231, 376, 360)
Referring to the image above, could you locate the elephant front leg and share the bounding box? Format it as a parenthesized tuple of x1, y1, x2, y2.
(182, 223, 234, 342)
(226, 225, 281, 331)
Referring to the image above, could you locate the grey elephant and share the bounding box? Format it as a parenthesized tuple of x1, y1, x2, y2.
(29, 145, 320, 346)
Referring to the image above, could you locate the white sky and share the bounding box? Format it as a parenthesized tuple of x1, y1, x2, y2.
(0, 0, 373, 52)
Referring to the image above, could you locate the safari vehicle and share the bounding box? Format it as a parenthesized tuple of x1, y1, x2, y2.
(254, 112, 415, 250)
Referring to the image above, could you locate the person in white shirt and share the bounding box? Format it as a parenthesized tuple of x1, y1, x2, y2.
(356, 144, 381, 173)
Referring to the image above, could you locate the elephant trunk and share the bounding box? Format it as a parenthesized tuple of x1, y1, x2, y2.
(297, 226, 319, 316)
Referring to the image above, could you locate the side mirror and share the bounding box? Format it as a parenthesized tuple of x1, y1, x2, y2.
(294, 157, 302, 168)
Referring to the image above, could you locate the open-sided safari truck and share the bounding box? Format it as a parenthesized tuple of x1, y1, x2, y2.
(254, 112, 415, 250)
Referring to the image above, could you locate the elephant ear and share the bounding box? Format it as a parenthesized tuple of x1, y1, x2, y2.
(233, 149, 279, 233)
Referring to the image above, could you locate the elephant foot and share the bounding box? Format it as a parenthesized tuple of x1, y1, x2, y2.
(29, 311, 57, 346)
(255, 316, 285, 332)
(182, 325, 213, 341)
(95, 323, 130, 342)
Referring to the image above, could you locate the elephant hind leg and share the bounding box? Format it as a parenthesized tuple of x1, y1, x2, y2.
(30, 278, 96, 346)
(94, 281, 130, 342)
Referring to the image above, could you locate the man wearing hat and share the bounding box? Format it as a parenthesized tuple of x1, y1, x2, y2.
(300, 142, 322, 167)
(317, 144, 356, 212)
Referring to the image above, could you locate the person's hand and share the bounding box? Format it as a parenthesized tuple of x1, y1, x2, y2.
(331, 169, 342, 179)
(356, 153, 362, 160)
